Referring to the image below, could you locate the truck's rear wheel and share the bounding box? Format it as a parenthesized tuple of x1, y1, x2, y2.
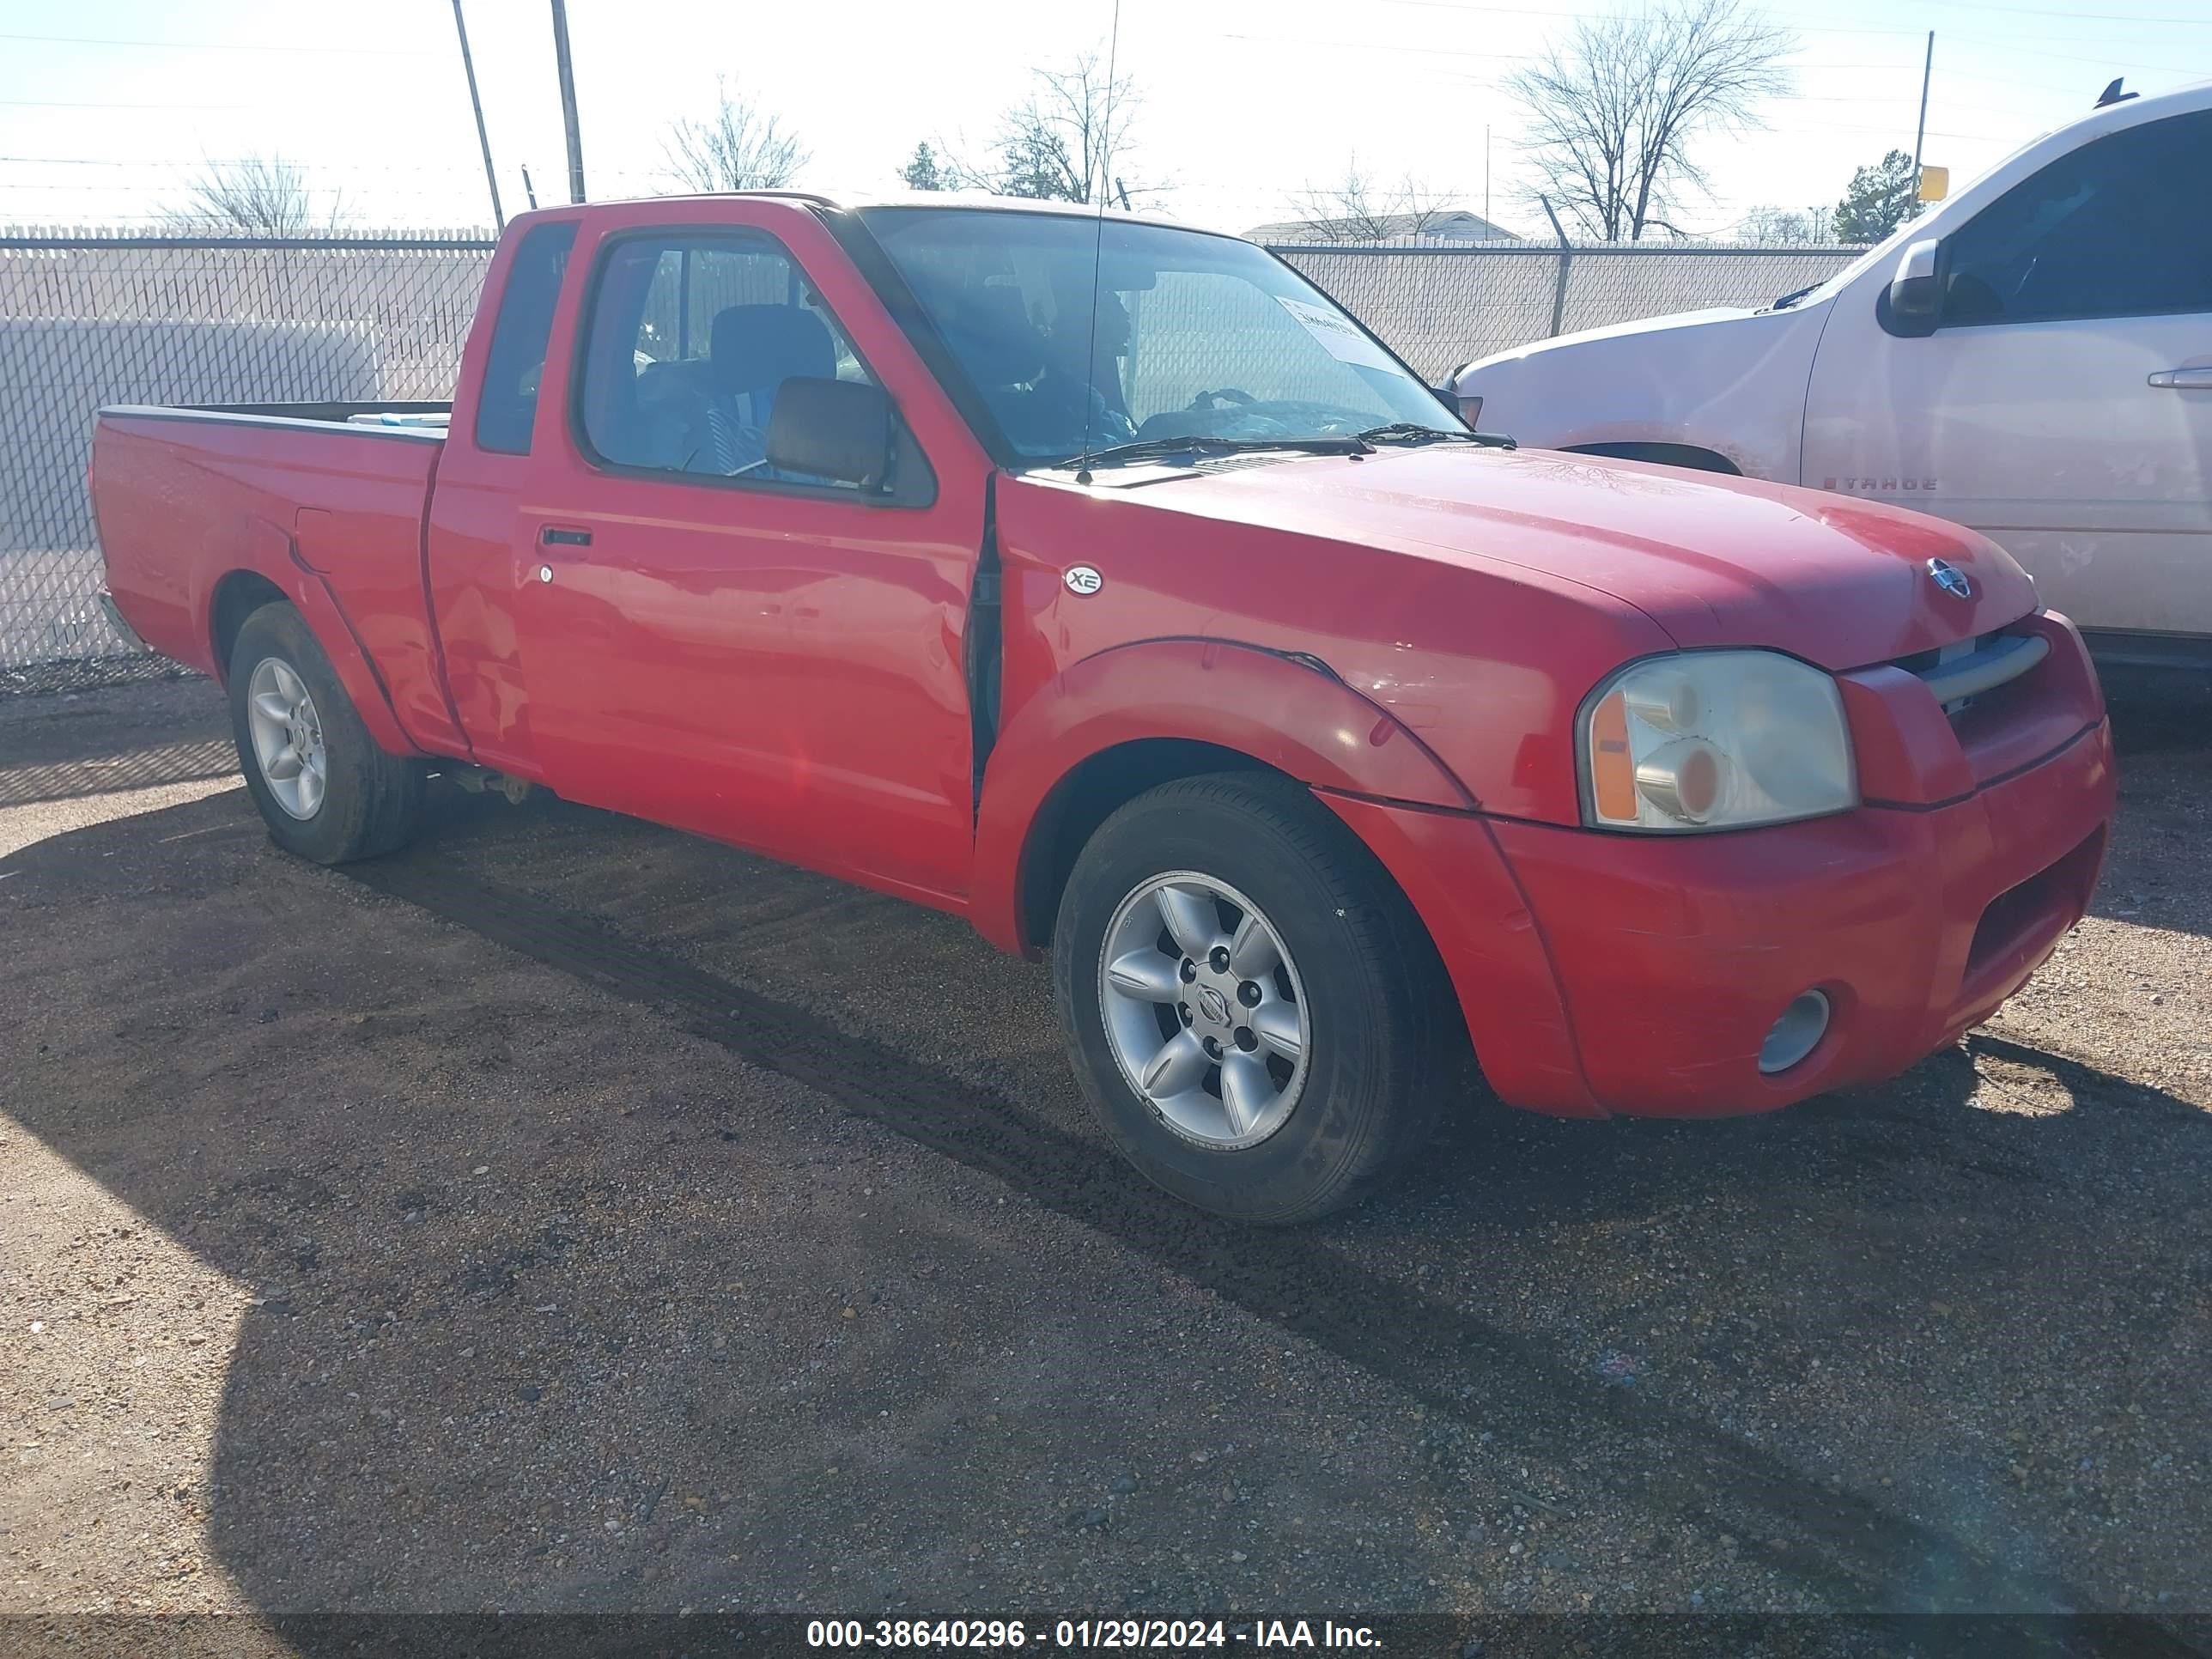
(1053, 773, 1453, 1223)
(228, 602, 423, 864)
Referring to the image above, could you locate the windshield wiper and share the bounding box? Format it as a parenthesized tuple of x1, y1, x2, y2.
(1050, 434, 1374, 472)
(1355, 422, 1516, 449)
(1769, 283, 1819, 312)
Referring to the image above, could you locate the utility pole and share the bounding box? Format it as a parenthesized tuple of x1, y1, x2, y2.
(550, 0, 586, 204)
(450, 0, 503, 229)
(1908, 31, 1934, 222)
(1484, 125, 1492, 234)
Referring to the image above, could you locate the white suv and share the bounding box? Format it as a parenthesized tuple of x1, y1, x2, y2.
(1449, 81, 2212, 673)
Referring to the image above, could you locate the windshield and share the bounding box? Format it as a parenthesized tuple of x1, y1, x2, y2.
(857, 207, 1461, 464)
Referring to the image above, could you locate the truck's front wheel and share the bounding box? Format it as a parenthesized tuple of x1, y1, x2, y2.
(1053, 774, 1454, 1223)
(228, 602, 423, 864)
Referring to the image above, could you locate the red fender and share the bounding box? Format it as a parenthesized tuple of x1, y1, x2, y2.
(204, 517, 423, 759)
(970, 636, 1473, 953)
(969, 637, 1596, 1115)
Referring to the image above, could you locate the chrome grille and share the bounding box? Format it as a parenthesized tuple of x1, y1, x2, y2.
(1894, 629, 2049, 715)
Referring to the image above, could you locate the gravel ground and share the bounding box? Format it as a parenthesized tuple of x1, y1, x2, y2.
(1, 675, 2207, 1656)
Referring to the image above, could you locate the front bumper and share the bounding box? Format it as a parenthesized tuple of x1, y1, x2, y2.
(1322, 614, 2117, 1120)
(1486, 716, 2112, 1115)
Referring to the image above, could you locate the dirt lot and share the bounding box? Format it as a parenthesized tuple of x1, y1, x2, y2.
(2, 674, 2207, 1654)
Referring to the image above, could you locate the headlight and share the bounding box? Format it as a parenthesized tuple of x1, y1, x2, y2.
(1580, 651, 1856, 832)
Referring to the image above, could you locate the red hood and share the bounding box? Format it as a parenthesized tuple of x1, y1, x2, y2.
(1167, 444, 2036, 670)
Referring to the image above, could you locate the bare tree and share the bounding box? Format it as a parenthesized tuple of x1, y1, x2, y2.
(945, 52, 1146, 204)
(1287, 158, 1462, 243)
(1732, 203, 1832, 244)
(663, 79, 809, 193)
(1509, 0, 1793, 242)
(161, 153, 344, 235)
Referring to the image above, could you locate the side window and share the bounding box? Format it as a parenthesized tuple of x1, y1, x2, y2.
(577, 229, 877, 486)
(1942, 111, 2212, 328)
(474, 222, 576, 454)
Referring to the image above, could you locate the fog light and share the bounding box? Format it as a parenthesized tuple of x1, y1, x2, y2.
(1758, 989, 1830, 1074)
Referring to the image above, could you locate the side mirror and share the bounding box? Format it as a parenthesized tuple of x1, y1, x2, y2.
(1882, 237, 1942, 337)
(765, 377, 894, 489)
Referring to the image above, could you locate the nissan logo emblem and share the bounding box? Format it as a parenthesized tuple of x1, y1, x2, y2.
(1926, 558, 1973, 600)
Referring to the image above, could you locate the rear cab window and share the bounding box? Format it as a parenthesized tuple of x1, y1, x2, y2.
(474, 222, 578, 454)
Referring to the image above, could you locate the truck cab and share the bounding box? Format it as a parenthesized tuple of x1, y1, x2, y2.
(1450, 82, 2212, 675)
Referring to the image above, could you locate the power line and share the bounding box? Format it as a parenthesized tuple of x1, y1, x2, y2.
(1214, 27, 2207, 78)
(1903, 0, 2212, 25)
(1936, 33, 2209, 71)
(0, 157, 483, 173)
(0, 30, 435, 57)
(1324, 0, 2212, 27)
(0, 100, 330, 111)
(1290, 0, 1926, 33)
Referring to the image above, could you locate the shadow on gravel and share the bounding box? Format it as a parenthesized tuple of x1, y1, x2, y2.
(2094, 697, 2210, 939)
(0, 672, 234, 805)
(0, 737, 238, 806)
(2101, 677, 2211, 761)
(5, 780, 2208, 1650)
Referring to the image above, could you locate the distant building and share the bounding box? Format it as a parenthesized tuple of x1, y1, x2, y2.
(1244, 210, 1520, 245)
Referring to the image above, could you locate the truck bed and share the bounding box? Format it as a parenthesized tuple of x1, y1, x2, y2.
(92, 401, 465, 758)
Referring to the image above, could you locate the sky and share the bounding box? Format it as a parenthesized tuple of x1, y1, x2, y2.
(0, 0, 2207, 240)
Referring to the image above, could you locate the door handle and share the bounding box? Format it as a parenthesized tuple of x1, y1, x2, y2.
(539, 526, 592, 546)
(2148, 368, 2212, 391)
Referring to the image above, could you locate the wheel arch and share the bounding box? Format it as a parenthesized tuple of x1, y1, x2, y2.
(203, 537, 420, 758)
(209, 569, 290, 684)
(970, 637, 1476, 957)
(1013, 737, 1289, 955)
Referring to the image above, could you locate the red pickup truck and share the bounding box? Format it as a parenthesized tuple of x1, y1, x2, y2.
(92, 194, 2115, 1221)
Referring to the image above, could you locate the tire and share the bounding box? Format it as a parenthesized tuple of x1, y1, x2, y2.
(227, 601, 423, 864)
(1052, 772, 1455, 1223)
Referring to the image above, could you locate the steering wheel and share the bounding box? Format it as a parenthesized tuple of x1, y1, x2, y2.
(1187, 388, 1256, 410)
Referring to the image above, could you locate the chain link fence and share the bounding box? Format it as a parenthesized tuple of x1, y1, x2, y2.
(0, 229, 495, 686)
(1, 227, 1865, 685)
(1269, 240, 1863, 380)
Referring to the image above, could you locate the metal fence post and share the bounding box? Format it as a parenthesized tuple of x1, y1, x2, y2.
(1540, 195, 1572, 338)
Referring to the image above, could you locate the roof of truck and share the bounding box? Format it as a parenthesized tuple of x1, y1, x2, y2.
(527, 189, 1223, 237)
